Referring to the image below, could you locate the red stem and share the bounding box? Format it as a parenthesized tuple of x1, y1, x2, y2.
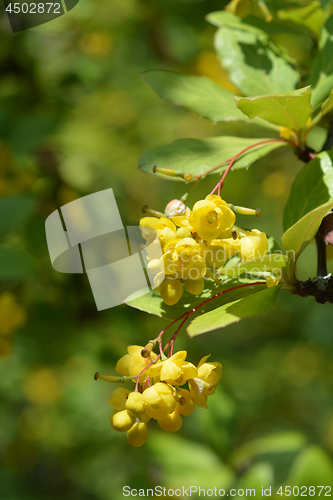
(135, 282, 265, 387)
(210, 139, 289, 195)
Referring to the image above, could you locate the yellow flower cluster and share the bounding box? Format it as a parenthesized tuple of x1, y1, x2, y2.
(140, 194, 268, 305)
(108, 345, 222, 447)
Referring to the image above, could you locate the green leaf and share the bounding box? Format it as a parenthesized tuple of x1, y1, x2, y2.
(207, 11, 265, 33)
(187, 285, 280, 337)
(141, 70, 277, 129)
(0, 196, 36, 237)
(281, 199, 333, 277)
(214, 25, 299, 96)
(235, 86, 313, 130)
(0, 248, 36, 280)
(218, 253, 287, 278)
(148, 433, 235, 491)
(277, 2, 324, 37)
(126, 278, 267, 321)
(207, 10, 313, 37)
(321, 87, 333, 115)
(231, 431, 306, 469)
(288, 445, 333, 489)
(283, 150, 333, 230)
(237, 462, 274, 498)
(138, 136, 287, 180)
(309, 16, 333, 108)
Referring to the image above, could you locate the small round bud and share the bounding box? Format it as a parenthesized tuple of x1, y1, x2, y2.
(183, 173, 193, 182)
(110, 409, 135, 432)
(141, 348, 150, 358)
(255, 208, 261, 218)
(142, 205, 148, 214)
(165, 199, 186, 217)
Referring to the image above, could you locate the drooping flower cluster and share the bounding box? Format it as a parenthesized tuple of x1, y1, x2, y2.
(140, 194, 269, 305)
(104, 345, 222, 447)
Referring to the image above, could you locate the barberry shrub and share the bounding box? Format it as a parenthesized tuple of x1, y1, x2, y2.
(96, 0, 333, 445)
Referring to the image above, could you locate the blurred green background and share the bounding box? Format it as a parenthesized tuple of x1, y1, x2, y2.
(1, 0, 333, 499)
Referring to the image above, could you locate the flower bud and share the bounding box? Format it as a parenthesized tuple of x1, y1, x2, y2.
(157, 410, 183, 432)
(108, 388, 130, 410)
(165, 199, 186, 217)
(125, 391, 145, 416)
(110, 409, 136, 432)
(127, 422, 149, 447)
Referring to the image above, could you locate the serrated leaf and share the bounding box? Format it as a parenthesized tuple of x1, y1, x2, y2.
(235, 87, 312, 130)
(125, 278, 267, 321)
(283, 150, 333, 230)
(138, 136, 287, 181)
(141, 70, 277, 130)
(288, 445, 333, 488)
(282, 199, 333, 277)
(231, 431, 306, 469)
(277, 2, 324, 37)
(187, 285, 280, 337)
(214, 25, 299, 97)
(0, 247, 36, 279)
(0, 196, 36, 237)
(218, 253, 287, 278)
(309, 16, 333, 108)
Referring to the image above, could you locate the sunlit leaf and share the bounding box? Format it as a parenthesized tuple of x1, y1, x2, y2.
(283, 150, 333, 230)
(282, 199, 333, 277)
(235, 87, 312, 130)
(125, 278, 267, 321)
(214, 24, 298, 96)
(218, 253, 287, 278)
(277, 2, 324, 37)
(142, 70, 277, 129)
(187, 285, 280, 337)
(138, 136, 287, 181)
(309, 16, 333, 108)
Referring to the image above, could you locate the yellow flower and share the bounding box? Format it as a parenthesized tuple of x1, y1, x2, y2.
(162, 238, 207, 280)
(197, 355, 222, 394)
(189, 196, 235, 241)
(110, 409, 136, 432)
(176, 388, 195, 416)
(116, 345, 158, 383)
(108, 388, 130, 410)
(148, 351, 198, 385)
(200, 238, 236, 268)
(140, 216, 176, 240)
(266, 274, 280, 288)
(239, 229, 268, 261)
(184, 278, 205, 295)
(156, 277, 183, 306)
(142, 382, 176, 419)
(127, 421, 149, 447)
(157, 410, 183, 432)
(189, 355, 222, 409)
(125, 391, 146, 416)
